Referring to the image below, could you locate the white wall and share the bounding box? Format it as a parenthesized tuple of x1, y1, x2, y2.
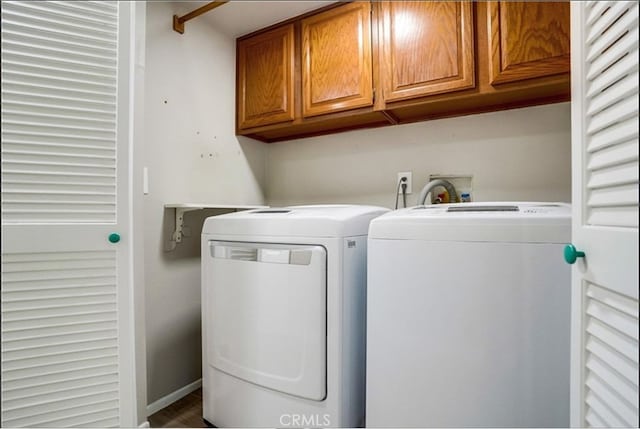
(143, 2, 266, 405)
(143, 1, 571, 407)
(265, 103, 572, 208)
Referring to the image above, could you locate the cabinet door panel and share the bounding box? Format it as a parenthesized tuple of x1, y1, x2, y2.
(302, 2, 373, 118)
(237, 25, 295, 129)
(489, 1, 570, 85)
(380, 1, 475, 103)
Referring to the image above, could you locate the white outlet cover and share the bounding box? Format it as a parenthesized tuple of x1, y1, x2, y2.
(397, 171, 412, 194)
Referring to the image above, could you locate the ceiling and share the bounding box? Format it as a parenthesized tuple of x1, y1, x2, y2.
(173, 1, 335, 38)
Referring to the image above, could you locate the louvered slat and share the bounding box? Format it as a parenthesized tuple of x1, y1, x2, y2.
(587, 184, 638, 205)
(587, 206, 639, 228)
(2, 354, 115, 382)
(29, 408, 119, 429)
(12, 1, 118, 28)
(2, 105, 115, 125)
(586, 25, 638, 83)
(2, 109, 116, 127)
(585, 355, 639, 409)
(0, 24, 116, 53)
(1, 249, 120, 427)
(586, 94, 639, 137)
(1, 1, 118, 225)
(4, 400, 119, 428)
(48, 0, 118, 18)
(585, 390, 628, 428)
(587, 283, 639, 317)
(2, 392, 120, 427)
(585, 337, 638, 386)
(3, 338, 116, 368)
(1, 26, 117, 56)
(2, 373, 118, 399)
(586, 319, 639, 363)
(587, 2, 609, 26)
(587, 4, 639, 62)
(3, 40, 117, 68)
(1, 356, 117, 387)
(583, 282, 640, 427)
(587, 2, 628, 42)
(587, 53, 638, 104)
(587, 139, 639, 170)
(583, 1, 639, 229)
(2, 93, 115, 119)
(585, 409, 608, 428)
(587, 116, 638, 154)
(587, 162, 639, 189)
(1, 2, 117, 39)
(2, 259, 115, 273)
(585, 373, 637, 426)
(587, 71, 639, 117)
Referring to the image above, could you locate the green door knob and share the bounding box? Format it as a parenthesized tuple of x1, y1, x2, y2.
(564, 244, 585, 264)
(108, 233, 121, 244)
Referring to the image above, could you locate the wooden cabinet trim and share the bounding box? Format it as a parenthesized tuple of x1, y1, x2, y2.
(237, 24, 295, 129)
(379, 1, 475, 103)
(301, 2, 374, 118)
(488, 1, 570, 85)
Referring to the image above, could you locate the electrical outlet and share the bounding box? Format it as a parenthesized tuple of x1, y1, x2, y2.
(397, 171, 412, 194)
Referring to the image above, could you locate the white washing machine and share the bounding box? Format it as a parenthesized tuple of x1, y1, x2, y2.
(201, 205, 389, 428)
(367, 202, 571, 428)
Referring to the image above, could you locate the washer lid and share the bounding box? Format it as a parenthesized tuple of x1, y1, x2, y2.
(203, 204, 390, 238)
(369, 202, 571, 243)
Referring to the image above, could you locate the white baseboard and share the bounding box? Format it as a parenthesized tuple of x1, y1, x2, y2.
(138, 421, 150, 428)
(146, 378, 202, 416)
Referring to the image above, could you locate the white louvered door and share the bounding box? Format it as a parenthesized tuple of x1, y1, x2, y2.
(1, 1, 137, 427)
(570, 2, 639, 427)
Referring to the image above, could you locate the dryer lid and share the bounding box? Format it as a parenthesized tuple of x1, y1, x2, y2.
(369, 202, 571, 243)
(202, 204, 390, 238)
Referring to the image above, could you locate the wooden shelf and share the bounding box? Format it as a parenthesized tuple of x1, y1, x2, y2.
(164, 203, 266, 210)
(164, 203, 266, 249)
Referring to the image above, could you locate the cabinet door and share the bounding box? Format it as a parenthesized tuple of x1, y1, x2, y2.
(302, 2, 373, 118)
(237, 24, 295, 129)
(379, 2, 474, 103)
(488, 1, 570, 85)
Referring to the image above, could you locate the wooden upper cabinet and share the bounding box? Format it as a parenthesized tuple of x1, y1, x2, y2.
(237, 24, 295, 129)
(379, 1, 475, 103)
(235, 2, 571, 141)
(301, 2, 373, 118)
(488, 1, 570, 85)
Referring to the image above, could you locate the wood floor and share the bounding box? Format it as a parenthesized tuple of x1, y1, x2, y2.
(148, 388, 207, 428)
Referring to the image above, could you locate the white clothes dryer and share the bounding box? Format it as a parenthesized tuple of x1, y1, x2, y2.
(367, 202, 571, 427)
(201, 205, 388, 428)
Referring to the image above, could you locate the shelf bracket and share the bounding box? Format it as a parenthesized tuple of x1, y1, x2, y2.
(172, 207, 201, 244)
(164, 204, 267, 251)
(173, 1, 229, 34)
